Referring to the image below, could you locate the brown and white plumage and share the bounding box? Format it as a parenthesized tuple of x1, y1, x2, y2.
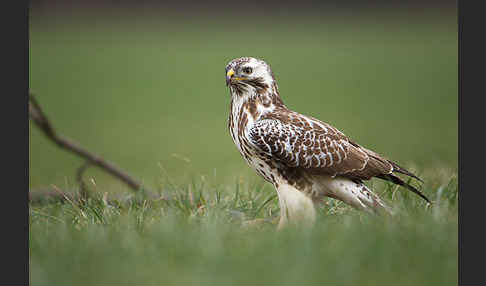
(225, 57, 429, 228)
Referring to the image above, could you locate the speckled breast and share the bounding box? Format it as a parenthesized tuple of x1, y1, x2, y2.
(228, 109, 279, 185)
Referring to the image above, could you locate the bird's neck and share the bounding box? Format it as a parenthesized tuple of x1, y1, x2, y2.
(230, 82, 286, 122)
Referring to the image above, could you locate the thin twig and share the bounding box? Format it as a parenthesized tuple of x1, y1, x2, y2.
(29, 93, 152, 194)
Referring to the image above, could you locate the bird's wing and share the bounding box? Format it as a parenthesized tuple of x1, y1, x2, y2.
(247, 113, 392, 179)
(248, 112, 430, 203)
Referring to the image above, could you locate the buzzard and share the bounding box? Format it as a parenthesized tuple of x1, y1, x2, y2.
(225, 57, 430, 229)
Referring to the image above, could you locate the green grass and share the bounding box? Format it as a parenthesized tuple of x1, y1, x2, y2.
(30, 175, 457, 286)
(29, 10, 457, 286)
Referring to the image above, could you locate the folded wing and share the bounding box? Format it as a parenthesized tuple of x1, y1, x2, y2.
(247, 113, 430, 203)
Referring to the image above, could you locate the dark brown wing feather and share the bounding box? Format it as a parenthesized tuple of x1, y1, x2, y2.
(376, 174, 430, 203)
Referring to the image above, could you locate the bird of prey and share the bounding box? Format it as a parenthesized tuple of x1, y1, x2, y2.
(225, 57, 430, 229)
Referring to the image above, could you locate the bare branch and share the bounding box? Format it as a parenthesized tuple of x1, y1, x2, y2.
(29, 93, 153, 194)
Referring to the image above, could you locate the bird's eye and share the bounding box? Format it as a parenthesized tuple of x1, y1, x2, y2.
(243, 67, 253, 74)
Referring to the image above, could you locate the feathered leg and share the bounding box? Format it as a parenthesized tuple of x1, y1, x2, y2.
(317, 176, 393, 216)
(275, 180, 317, 230)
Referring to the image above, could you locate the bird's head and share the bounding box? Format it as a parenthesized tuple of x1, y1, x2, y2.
(225, 57, 276, 96)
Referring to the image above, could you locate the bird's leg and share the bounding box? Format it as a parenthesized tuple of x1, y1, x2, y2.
(358, 184, 394, 216)
(319, 176, 393, 216)
(275, 181, 317, 230)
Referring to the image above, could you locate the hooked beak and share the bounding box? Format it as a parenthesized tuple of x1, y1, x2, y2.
(226, 69, 235, 86)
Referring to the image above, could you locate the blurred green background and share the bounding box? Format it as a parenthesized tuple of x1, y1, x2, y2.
(29, 3, 457, 194)
(29, 2, 458, 286)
